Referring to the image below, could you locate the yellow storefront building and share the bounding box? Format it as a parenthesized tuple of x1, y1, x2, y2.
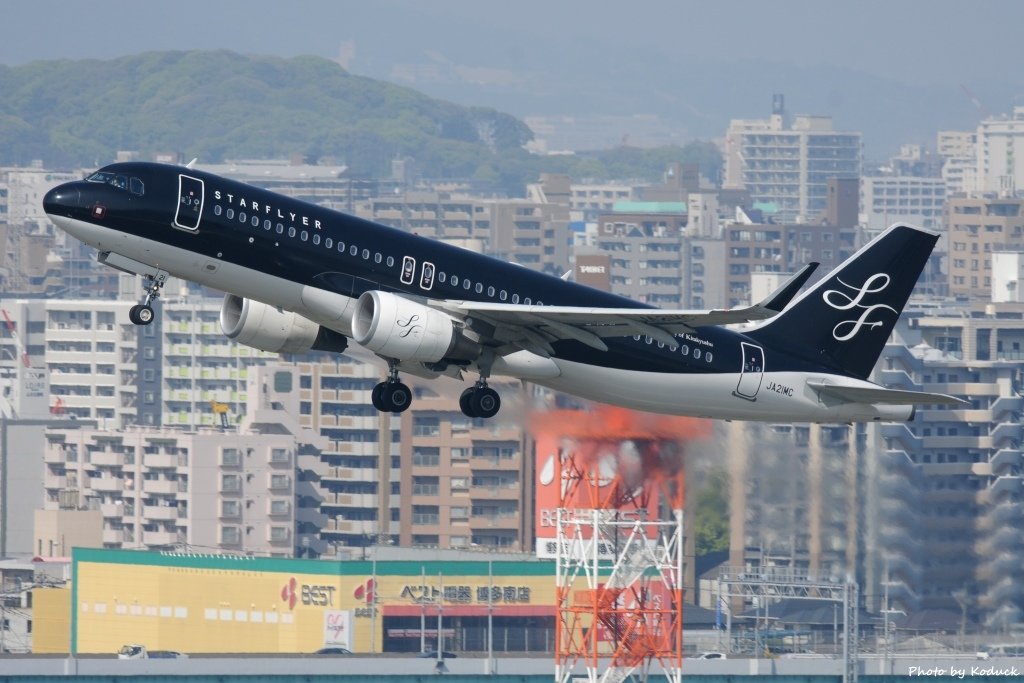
(36, 548, 561, 655)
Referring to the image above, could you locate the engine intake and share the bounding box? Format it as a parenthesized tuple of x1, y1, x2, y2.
(352, 290, 480, 362)
(220, 295, 348, 354)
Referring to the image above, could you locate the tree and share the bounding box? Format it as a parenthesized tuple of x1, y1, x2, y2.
(693, 468, 729, 557)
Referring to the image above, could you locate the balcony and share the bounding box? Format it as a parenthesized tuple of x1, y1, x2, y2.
(142, 479, 180, 495)
(142, 505, 179, 521)
(100, 503, 123, 518)
(43, 449, 67, 464)
(322, 519, 377, 535)
(102, 529, 124, 544)
(91, 476, 124, 493)
(143, 453, 180, 469)
(142, 530, 180, 547)
(89, 451, 124, 467)
(321, 493, 378, 509)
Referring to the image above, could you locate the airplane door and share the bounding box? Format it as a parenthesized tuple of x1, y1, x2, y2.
(734, 342, 765, 400)
(174, 175, 204, 231)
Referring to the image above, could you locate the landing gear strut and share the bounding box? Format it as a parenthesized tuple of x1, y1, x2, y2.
(372, 362, 412, 414)
(128, 273, 167, 326)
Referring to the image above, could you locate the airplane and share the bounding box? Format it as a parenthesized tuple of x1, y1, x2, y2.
(43, 161, 962, 422)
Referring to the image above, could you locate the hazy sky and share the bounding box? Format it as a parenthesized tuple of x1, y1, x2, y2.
(5, 0, 1021, 86)
(4, 0, 1023, 156)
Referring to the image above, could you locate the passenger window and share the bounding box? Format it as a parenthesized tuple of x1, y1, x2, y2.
(524, 297, 531, 305)
(325, 238, 333, 249)
(386, 256, 395, 267)
(214, 205, 222, 216)
(129, 177, 145, 195)
(681, 345, 688, 355)
(512, 294, 520, 304)
(300, 230, 308, 241)
(288, 227, 296, 238)
(239, 212, 247, 222)
(276, 223, 284, 234)
(226, 209, 235, 220)
(475, 282, 483, 294)
(706, 352, 713, 363)
(694, 349, 702, 360)
(463, 280, 471, 290)
(450, 276, 459, 287)
(487, 286, 495, 297)
(500, 290, 507, 301)
(374, 252, 382, 264)
(438, 272, 446, 284)
(350, 245, 358, 256)
(312, 234, 320, 245)
(263, 219, 271, 230)
(338, 242, 345, 252)
(251, 215, 259, 227)
(361, 249, 370, 260)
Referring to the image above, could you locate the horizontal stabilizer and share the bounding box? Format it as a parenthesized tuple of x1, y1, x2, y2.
(808, 380, 966, 406)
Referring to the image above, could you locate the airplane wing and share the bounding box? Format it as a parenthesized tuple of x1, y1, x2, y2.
(807, 381, 966, 406)
(441, 262, 819, 356)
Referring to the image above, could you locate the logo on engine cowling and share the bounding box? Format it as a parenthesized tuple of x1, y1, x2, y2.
(397, 315, 422, 338)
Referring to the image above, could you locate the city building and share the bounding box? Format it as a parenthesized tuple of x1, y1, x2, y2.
(724, 105, 862, 224)
(945, 196, 1024, 299)
(870, 304, 1024, 625)
(861, 175, 946, 235)
(975, 106, 1024, 195)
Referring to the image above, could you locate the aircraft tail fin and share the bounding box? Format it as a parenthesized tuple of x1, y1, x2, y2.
(748, 224, 938, 380)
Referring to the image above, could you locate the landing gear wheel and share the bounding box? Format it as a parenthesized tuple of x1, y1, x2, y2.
(129, 304, 154, 326)
(459, 386, 500, 418)
(470, 386, 500, 419)
(384, 382, 412, 413)
(371, 383, 387, 412)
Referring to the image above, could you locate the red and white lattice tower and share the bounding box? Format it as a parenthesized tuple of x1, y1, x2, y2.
(546, 413, 690, 683)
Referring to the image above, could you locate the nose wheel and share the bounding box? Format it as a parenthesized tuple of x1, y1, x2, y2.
(128, 273, 167, 326)
(372, 362, 412, 413)
(460, 382, 501, 419)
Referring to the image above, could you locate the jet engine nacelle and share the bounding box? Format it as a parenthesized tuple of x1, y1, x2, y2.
(220, 295, 348, 355)
(352, 290, 480, 362)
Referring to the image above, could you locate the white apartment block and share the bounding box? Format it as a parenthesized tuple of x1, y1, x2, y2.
(938, 130, 978, 196)
(161, 297, 279, 429)
(41, 365, 324, 557)
(976, 106, 1024, 195)
(861, 176, 946, 235)
(724, 114, 862, 224)
(0, 166, 80, 230)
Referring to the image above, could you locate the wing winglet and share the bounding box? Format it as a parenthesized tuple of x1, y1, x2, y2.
(761, 262, 819, 312)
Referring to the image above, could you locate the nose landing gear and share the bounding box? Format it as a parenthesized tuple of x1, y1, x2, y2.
(128, 273, 167, 326)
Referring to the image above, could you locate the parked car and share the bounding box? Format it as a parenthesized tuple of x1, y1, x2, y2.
(314, 647, 353, 655)
(118, 645, 188, 659)
(689, 651, 727, 660)
(417, 650, 457, 659)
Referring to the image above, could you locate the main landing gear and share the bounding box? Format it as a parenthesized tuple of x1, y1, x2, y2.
(460, 380, 500, 419)
(372, 362, 412, 414)
(128, 274, 166, 326)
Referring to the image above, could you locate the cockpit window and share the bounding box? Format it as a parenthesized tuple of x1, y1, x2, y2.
(86, 171, 144, 196)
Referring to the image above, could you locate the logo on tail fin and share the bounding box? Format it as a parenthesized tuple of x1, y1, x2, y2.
(822, 273, 897, 341)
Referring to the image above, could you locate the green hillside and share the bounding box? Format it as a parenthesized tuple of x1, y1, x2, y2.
(0, 50, 531, 174)
(0, 50, 721, 193)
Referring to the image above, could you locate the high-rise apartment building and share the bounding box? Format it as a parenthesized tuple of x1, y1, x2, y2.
(872, 305, 1024, 625)
(724, 111, 861, 224)
(861, 175, 946, 235)
(975, 106, 1024, 195)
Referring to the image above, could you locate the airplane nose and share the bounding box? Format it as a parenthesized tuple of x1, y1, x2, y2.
(43, 183, 81, 216)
